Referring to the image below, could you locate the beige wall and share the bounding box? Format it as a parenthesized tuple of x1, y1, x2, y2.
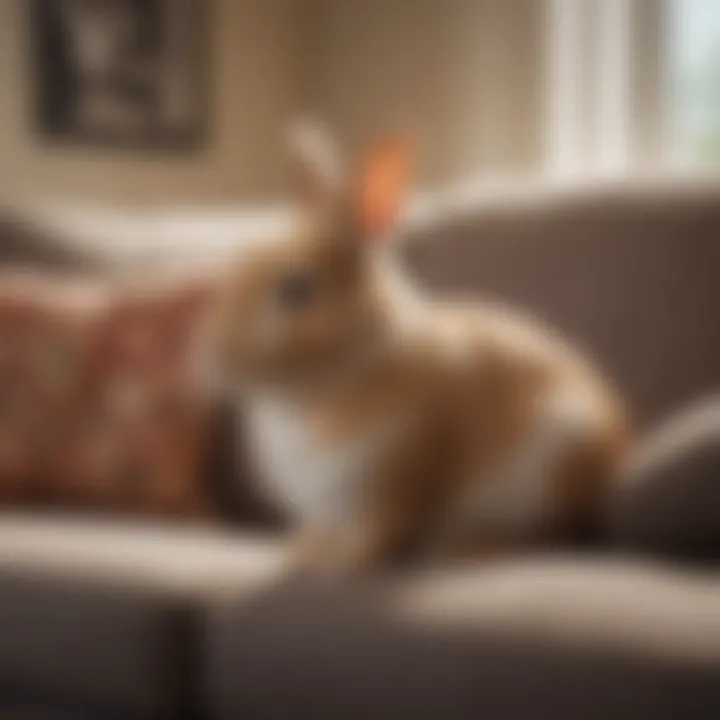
(0, 0, 546, 205)
(306, 0, 546, 187)
(0, 0, 298, 206)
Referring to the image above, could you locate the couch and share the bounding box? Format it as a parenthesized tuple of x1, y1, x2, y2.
(0, 179, 719, 719)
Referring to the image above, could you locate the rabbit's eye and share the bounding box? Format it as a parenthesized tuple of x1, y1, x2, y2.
(276, 271, 318, 310)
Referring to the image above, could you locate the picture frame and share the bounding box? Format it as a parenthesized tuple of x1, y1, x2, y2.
(28, 0, 208, 151)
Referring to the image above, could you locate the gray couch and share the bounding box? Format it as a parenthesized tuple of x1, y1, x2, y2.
(1, 180, 719, 720)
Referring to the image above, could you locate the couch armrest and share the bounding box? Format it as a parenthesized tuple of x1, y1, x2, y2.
(606, 396, 720, 562)
(0, 514, 285, 720)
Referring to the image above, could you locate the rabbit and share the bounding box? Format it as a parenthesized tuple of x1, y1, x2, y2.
(213, 122, 631, 576)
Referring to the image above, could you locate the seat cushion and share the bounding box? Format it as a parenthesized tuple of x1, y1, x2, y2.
(606, 395, 720, 562)
(205, 557, 720, 720)
(0, 513, 286, 720)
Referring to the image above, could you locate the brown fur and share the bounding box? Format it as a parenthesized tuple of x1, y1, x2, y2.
(215, 125, 631, 575)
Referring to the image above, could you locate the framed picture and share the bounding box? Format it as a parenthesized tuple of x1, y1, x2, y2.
(29, 0, 208, 150)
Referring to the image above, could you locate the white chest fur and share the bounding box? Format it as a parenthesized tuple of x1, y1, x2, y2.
(243, 394, 394, 528)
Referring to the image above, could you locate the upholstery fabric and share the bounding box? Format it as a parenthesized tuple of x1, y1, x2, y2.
(402, 182, 720, 425)
(205, 557, 720, 720)
(606, 395, 720, 561)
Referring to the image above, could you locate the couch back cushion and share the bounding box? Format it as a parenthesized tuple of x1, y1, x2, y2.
(0, 211, 104, 272)
(402, 182, 720, 425)
(0, 271, 215, 518)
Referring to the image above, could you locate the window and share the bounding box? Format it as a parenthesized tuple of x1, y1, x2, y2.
(669, 0, 720, 167)
(546, 0, 634, 177)
(546, 0, 720, 176)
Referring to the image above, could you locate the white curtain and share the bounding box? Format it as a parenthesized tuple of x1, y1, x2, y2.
(545, 0, 668, 177)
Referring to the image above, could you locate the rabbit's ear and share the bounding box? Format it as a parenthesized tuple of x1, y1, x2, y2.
(286, 118, 345, 209)
(355, 136, 412, 239)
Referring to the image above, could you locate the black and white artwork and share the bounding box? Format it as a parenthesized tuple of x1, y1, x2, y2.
(30, 0, 207, 149)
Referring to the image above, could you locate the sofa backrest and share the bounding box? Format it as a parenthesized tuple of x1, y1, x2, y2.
(0, 211, 103, 272)
(6, 181, 718, 428)
(402, 180, 720, 426)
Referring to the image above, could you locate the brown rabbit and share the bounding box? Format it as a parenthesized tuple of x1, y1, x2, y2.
(215, 123, 631, 575)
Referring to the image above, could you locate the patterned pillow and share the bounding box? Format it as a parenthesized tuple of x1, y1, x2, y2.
(0, 279, 50, 499)
(0, 272, 217, 519)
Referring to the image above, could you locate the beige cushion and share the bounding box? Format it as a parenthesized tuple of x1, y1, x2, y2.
(0, 512, 287, 595)
(391, 556, 720, 665)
